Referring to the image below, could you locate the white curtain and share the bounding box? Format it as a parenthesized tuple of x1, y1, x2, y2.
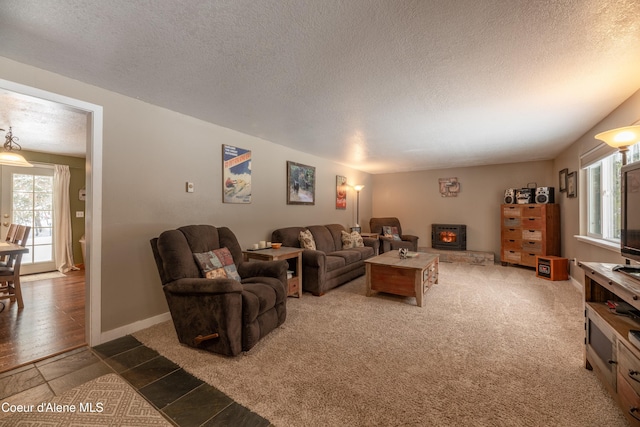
(53, 165, 76, 273)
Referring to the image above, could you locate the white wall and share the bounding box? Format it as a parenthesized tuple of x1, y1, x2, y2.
(0, 56, 371, 334)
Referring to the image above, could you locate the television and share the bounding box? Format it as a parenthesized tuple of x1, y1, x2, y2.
(619, 160, 640, 276)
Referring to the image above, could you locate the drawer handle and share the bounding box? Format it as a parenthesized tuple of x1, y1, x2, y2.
(630, 407, 640, 422)
(608, 359, 618, 365)
(629, 369, 640, 383)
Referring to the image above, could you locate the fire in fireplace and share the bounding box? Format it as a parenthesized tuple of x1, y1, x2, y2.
(432, 224, 467, 251)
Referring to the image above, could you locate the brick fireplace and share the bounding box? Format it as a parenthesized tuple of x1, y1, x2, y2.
(432, 224, 467, 251)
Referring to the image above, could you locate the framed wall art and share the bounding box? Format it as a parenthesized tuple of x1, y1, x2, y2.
(438, 177, 460, 197)
(567, 171, 577, 198)
(222, 144, 252, 203)
(336, 175, 347, 209)
(559, 168, 568, 193)
(287, 161, 316, 205)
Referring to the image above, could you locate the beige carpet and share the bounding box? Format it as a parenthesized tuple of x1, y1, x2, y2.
(135, 263, 628, 426)
(0, 374, 171, 426)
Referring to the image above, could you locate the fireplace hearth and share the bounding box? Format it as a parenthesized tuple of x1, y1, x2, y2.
(432, 224, 467, 251)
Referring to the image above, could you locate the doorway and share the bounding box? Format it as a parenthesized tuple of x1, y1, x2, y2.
(0, 78, 103, 360)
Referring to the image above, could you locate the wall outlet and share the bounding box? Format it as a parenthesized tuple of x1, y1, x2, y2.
(76, 211, 84, 218)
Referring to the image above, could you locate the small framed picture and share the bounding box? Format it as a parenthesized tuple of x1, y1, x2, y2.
(287, 161, 316, 205)
(336, 175, 347, 209)
(559, 168, 568, 193)
(567, 171, 577, 198)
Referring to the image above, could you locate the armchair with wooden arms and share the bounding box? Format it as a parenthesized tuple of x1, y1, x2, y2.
(369, 217, 419, 253)
(151, 224, 287, 356)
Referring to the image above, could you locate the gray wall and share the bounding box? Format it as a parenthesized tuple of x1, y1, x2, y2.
(2, 54, 639, 338)
(371, 161, 555, 257)
(553, 89, 640, 278)
(0, 56, 372, 333)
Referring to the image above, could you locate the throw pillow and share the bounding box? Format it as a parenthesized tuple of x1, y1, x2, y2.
(382, 225, 402, 241)
(299, 229, 317, 250)
(341, 230, 364, 249)
(193, 247, 241, 281)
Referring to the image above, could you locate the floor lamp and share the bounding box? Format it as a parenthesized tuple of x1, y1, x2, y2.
(595, 125, 640, 166)
(353, 185, 364, 228)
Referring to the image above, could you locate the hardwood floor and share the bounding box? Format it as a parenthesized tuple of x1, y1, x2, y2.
(0, 270, 86, 373)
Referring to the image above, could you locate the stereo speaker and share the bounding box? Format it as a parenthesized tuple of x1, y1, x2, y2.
(503, 188, 516, 204)
(536, 256, 568, 281)
(535, 187, 555, 204)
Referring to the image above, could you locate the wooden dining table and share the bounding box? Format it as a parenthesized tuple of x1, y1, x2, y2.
(0, 242, 29, 308)
(0, 242, 29, 256)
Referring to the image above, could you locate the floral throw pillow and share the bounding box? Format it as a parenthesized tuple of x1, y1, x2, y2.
(382, 225, 402, 241)
(193, 247, 241, 281)
(299, 229, 317, 250)
(341, 230, 364, 249)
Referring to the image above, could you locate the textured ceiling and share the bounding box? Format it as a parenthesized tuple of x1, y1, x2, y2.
(0, 0, 639, 172)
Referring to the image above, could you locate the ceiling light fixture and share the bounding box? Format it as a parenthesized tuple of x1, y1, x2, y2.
(0, 127, 33, 167)
(595, 125, 640, 166)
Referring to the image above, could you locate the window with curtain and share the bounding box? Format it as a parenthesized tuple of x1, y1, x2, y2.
(585, 144, 640, 241)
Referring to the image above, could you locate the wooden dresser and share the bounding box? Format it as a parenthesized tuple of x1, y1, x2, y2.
(500, 203, 560, 268)
(580, 262, 640, 426)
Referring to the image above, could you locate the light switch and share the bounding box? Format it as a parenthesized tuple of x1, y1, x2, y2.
(186, 182, 194, 193)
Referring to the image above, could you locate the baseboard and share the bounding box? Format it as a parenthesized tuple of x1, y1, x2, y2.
(570, 275, 582, 292)
(98, 311, 171, 345)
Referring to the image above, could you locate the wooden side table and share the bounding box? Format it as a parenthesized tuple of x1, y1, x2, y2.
(360, 232, 380, 255)
(242, 246, 303, 298)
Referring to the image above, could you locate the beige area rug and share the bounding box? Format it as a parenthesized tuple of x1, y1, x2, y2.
(20, 271, 66, 282)
(135, 263, 627, 427)
(0, 374, 171, 426)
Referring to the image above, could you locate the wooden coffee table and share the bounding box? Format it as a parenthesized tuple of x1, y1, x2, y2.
(365, 251, 439, 307)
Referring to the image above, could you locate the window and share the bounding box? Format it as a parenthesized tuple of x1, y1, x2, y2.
(586, 145, 640, 241)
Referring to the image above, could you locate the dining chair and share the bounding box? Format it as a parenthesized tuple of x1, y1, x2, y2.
(0, 224, 19, 267)
(0, 225, 31, 309)
(5, 224, 17, 242)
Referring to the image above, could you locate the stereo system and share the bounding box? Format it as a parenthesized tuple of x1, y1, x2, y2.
(504, 187, 555, 204)
(516, 188, 534, 204)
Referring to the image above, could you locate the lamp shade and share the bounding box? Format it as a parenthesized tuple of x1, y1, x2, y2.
(0, 151, 33, 167)
(595, 125, 640, 149)
(353, 184, 365, 192)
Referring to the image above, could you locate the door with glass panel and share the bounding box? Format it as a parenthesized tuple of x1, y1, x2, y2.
(1, 166, 56, 274)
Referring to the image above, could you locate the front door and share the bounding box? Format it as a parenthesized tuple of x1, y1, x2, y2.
(1, 165, 56, 274)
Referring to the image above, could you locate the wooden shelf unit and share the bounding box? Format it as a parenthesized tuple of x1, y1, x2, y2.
(500, 203, 560, 268)
(580, 261, 640, 426)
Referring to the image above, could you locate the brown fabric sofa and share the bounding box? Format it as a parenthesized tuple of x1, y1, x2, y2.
(271, 224, 379, 296)
(151, 225, 287, 356)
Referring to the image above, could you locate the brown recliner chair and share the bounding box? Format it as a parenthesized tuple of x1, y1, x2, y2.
(369, 217, 419, 253)
(150, 225, 287, 356)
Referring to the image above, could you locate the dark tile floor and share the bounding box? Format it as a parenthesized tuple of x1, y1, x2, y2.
(0, 336, 272, 427)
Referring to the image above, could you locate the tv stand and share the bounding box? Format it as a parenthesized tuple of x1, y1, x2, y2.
(580, 261, 640, 426)
(612, 264, 640, 281)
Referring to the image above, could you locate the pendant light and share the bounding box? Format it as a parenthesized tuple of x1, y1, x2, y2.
(0, 127, 33, 167)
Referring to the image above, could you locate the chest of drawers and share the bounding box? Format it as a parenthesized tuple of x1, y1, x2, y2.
(500, 203, 560, 268)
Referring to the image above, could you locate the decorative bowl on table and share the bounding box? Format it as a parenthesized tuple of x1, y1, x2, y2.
(271, 243, 282, 249)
